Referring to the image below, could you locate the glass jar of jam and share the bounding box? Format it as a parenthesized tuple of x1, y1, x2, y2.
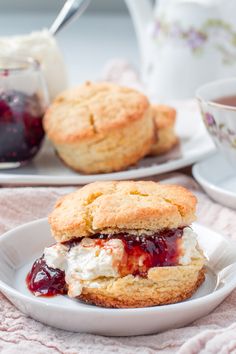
(0, 56, 49, 169)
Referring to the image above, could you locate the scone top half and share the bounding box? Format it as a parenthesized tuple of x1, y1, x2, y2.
(49, 180, 196, 241)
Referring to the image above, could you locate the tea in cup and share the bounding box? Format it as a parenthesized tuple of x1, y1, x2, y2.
(196, 78, 236, 167)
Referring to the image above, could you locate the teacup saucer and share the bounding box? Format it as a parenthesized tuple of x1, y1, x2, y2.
(193, 153, 236, 209)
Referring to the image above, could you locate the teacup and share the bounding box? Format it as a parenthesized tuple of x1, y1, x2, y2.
(196, 78, 236, 168)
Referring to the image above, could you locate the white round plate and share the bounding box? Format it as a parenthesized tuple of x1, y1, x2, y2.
(0, 101, 214, 185)
(0, 219, 236, 336)
(193, 152, 236, 209)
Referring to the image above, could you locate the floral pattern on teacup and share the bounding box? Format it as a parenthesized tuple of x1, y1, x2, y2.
(203, 112, 236, 148)
(150, 18, 236, 64)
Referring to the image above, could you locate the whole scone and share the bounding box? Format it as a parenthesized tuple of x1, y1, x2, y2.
(43, 82, 154, 174)
(150, 105, 178, 156)
(25, 181, 206, 308)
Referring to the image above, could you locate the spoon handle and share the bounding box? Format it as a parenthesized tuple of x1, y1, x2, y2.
(49, 0, 91, 36)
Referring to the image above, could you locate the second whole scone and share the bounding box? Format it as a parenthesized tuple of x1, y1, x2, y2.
(43, 82, 154, 174)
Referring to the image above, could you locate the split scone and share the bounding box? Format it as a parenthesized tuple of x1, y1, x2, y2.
(150, 105, 179, 156)
(27, 181, 206, 308)
(43, 81, 154, 174)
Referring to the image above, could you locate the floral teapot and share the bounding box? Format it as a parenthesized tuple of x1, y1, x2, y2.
(125, 0, 236, 100)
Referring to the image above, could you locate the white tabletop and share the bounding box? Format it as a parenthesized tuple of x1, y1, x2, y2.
(0, 12, 139, 84)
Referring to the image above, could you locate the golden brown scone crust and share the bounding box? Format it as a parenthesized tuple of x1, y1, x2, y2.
(43, 82, 154, 174)
(77, 260, 205, 308)
(150, 105, 179, 156)
(44, 82, 150, 143)
(49, 181, 197, 242)
(153, 105, 176, 130)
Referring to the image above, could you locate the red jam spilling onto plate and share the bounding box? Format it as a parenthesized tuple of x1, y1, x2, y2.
(27, 228, 184, 297)
(26, 257, 67, 297)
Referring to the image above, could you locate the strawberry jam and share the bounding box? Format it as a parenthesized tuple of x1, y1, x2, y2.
(27, 228, 184, 297)
(96, 228, 183, 276)
(0, 90, 44, 164)
(26, 257, 67, 297)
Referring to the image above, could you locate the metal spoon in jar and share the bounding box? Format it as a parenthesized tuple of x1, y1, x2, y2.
(49, 0, 91, 36)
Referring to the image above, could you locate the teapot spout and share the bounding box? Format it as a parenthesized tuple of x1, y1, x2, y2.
(125, 0, 153, 66)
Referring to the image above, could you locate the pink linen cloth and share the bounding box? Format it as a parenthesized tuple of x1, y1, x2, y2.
(1, 173, 236, 354)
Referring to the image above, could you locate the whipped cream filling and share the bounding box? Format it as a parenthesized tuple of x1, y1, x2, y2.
(179, 227, 202, 265)
(66, 238, 124, 297)
(43, 227, 202, 297)
(44, 243, 68, 270)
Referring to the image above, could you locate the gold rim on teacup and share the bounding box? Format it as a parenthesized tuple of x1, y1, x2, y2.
(196, 77, 236, 112)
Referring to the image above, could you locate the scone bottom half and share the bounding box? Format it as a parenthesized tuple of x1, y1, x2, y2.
(27, 181, 206, 308)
